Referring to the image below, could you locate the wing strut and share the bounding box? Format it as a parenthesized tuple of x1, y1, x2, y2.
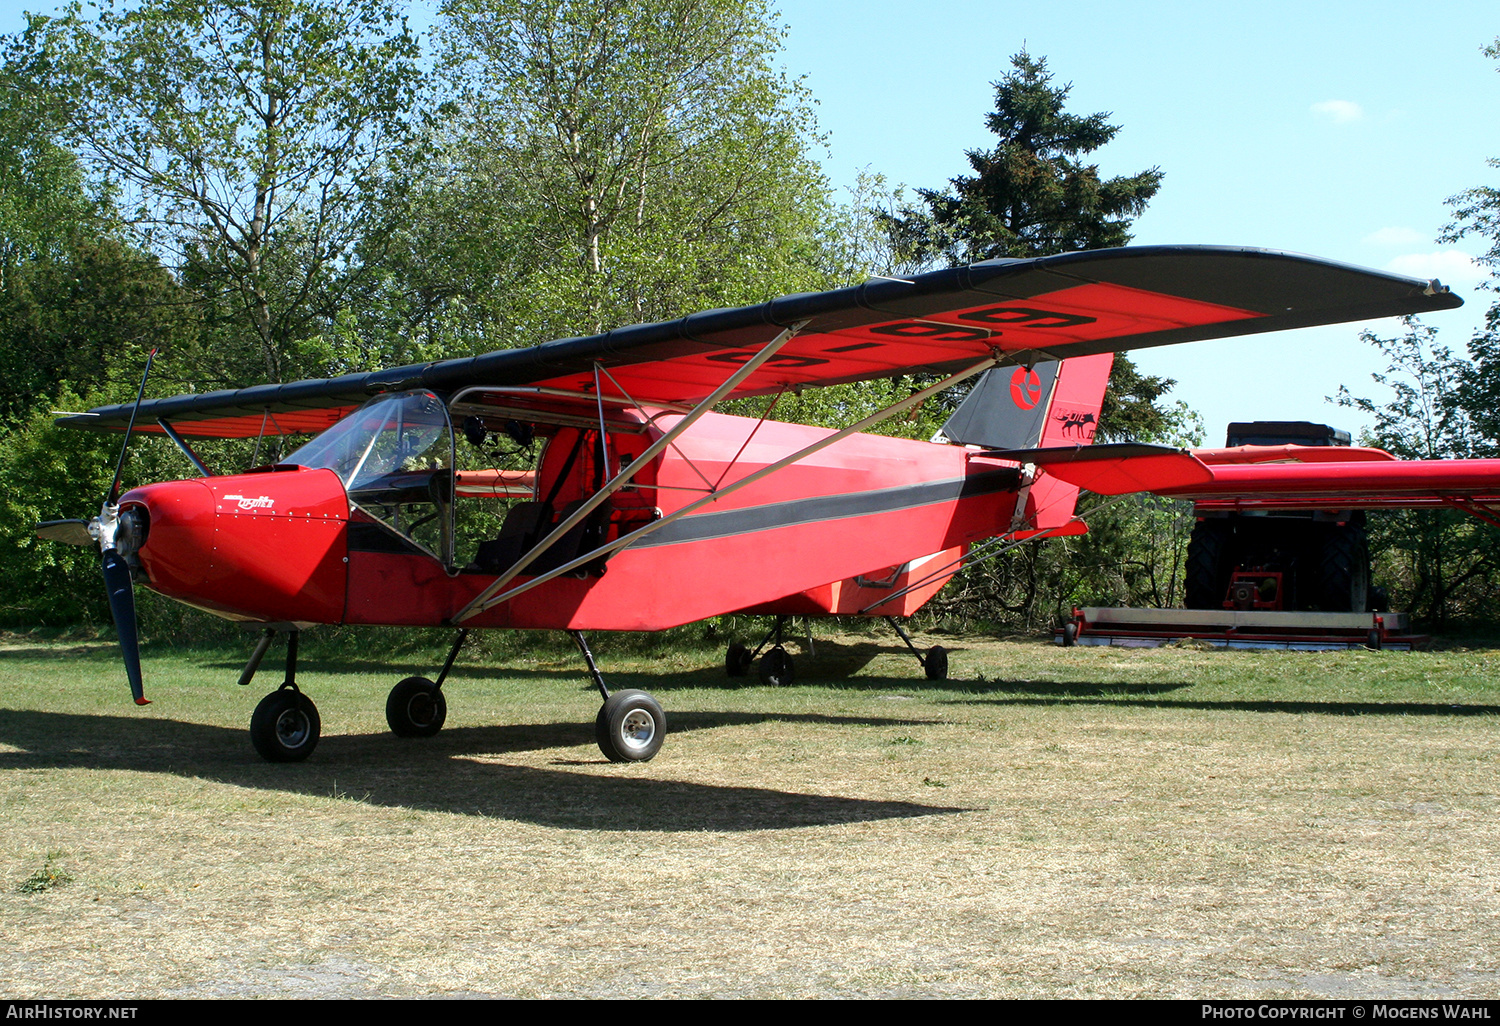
(157, 419, 213, 477)
(452, 351, 1005, 623)
(451, 321, 808, 623)
(1444, 497, 1500, 530)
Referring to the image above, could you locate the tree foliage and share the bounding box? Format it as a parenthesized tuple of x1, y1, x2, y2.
(33, 0, 424, 383)
(887, 51, 1163, 266)
(1335, 321, 1500, 625)
(883, 50, 1174, 445)
(375, 0, 839, 359)
(0, 22, 102, 290)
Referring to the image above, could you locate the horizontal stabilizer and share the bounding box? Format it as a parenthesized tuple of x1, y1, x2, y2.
(990, 443, 1215, 496)
(1193, 444, 1399, 465)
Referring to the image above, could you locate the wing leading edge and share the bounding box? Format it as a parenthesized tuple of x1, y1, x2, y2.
(59, 246, 1461, 439)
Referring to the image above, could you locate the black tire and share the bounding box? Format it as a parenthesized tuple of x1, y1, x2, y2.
(250, 688, 320, 763)
(386, 676, 447, 737)
(595, 689, 665, 763)
(725, 642, 752, 678)
(759, 646, 794, 687)
(924, 645, 948, 681)
(1317, 523, 1370, 613)
(1061, 622, 1078, 647)
(1185, 519, 1233, 610)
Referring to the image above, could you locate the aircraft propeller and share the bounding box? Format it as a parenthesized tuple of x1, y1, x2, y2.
(34, 350, 158, 705)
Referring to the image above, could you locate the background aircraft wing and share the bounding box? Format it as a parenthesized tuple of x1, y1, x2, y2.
(1032, 444, 1500, 512)
(59, 246, 1461, 439)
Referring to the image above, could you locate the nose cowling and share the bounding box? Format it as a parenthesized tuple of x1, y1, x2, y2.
(126, 478, 215, 593)
(128, 468, 350, 624)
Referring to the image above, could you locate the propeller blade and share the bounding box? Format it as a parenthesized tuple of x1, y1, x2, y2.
(101, 548, 148, 705)
(35, 519, 94, 546)
(105, 347, 158, 507)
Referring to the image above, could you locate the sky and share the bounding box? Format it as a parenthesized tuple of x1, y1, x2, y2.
(772, 0, 1499, 444)
(2, 0, 1495, 444)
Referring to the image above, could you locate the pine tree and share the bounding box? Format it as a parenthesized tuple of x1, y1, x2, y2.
(889, 50, 1163, 266)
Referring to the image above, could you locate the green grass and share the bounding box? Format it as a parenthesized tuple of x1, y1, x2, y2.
(2, 627, 1498, 998)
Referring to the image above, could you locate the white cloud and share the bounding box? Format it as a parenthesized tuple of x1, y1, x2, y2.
(1363, 226, 1428, 248)
(1311, 100, 1364, 123)
(1384, 250, 1486, 288)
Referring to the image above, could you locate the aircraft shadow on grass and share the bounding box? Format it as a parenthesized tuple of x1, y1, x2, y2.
(0, 709, 973, 831)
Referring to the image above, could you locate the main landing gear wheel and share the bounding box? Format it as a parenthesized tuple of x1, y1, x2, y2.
(759, 646, 794, 687)
(595, 689, 665, 763)
(386, 676, 447, 737)
(250, 688, 320, 763)
(725, 642, 752, 678)
(925, 645, 949, 681)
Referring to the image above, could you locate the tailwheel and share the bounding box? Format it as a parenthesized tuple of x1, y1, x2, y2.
(250, 688, 321, 763)
(725, 642, 753, 677)
(924, 645, 948, 681)
(596, 689, 665, 763)
(386, 676, 447, 737)
(759, 646, 794, 687)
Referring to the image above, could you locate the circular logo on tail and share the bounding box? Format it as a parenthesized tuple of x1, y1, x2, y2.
(1010, 367, 1043, 410)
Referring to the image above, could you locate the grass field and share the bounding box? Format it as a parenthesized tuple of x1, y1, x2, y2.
(1, 625, 1497, 998)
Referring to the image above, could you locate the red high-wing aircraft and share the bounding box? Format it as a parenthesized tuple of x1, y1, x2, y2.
(38, 246, 1462, 764)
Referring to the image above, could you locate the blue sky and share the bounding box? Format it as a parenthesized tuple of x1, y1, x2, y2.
(3, 0, 1495, 443)
(775, 0, 1498, 443)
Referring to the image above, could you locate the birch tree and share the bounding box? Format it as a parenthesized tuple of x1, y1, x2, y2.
(37, 0, 422, 382)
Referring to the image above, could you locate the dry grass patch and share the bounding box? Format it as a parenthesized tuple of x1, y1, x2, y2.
(1, 628, 1497, 997)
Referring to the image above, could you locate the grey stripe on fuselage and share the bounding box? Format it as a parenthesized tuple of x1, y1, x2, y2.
(633, 468, 1021, 549)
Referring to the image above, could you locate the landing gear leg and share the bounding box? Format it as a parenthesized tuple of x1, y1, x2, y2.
(570, 630, 611, 701)
(571, 631, 666, 763)
(886, 616, 948, 681)
(758, 615, 795, 686)
(237, 628, 276, 687)
(249, 630, 321, 763)
(727, 615, 811, 684)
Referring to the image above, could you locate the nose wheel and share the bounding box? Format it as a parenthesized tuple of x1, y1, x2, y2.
(250, 687, 321, 762)
(246, 630, 320, 763)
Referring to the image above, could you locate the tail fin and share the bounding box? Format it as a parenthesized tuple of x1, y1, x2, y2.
(940, 353, 1115, 532)
(938, 353, 1113, 450)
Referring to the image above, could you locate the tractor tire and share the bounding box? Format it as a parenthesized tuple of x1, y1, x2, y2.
(1184, 519, 1234, 610)
(1316, 523, 1370, 613)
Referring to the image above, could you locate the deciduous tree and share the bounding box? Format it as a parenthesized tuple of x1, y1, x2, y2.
(33, 0, 423, 383)
(387, 0, 838, 354)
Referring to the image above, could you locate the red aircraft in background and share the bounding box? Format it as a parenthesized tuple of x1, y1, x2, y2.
(1030, 440, 1500, 523)
(37, 246, 1463, 764)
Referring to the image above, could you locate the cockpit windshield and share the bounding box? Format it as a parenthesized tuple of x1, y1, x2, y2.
(282, 391, 456, 562)
(282, 391, 451, 492)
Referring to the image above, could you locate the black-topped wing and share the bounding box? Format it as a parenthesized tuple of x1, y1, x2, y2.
(58, 246, 1461, 439)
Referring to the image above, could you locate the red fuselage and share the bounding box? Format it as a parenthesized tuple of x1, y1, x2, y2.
(121, 410, 1062, 631)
